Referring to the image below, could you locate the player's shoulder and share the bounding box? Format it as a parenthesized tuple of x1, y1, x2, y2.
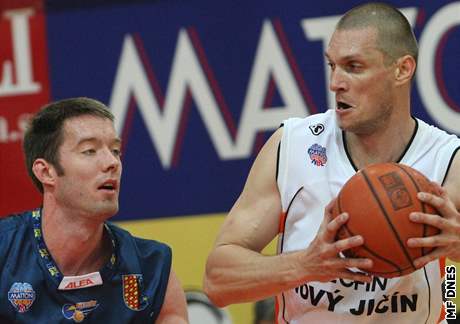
(0, 211, 29, 235)
(417, 118, 460, 142)
(0, 212, 31, 266)
(106, 222, 172, 281)
(282, 109, 335, 132)
(106, 222, 172, 257)
(281, 110, 337, 141)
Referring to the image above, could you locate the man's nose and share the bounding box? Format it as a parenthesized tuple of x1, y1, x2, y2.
(102, 148, 121, 172)
(329, 68, 348, 93)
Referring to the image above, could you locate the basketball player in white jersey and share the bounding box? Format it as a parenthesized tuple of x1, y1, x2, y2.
(204, 2, 460, 323)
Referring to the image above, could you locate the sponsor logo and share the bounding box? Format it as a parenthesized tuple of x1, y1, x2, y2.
(8, 282, 36, 313)
(122, 274, 148, 311)
(309, 123, 324, 136)
(62, 300, 99, 323)
(58, 272, 103, 290)
(307, 143, 327, 166)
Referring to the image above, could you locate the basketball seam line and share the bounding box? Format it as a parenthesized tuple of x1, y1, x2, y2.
(361, 169, 416, 271)
(342, 224, 404, 275)
(338, 192, 403, 275)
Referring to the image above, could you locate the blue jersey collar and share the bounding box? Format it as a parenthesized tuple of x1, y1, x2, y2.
(31, 208, 118, 287)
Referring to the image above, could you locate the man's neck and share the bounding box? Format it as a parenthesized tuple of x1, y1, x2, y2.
(41, 204, 111, 276)
(345, 116, 416, 170)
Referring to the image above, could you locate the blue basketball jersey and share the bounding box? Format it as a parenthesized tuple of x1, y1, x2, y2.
(0, 209, 171, 323)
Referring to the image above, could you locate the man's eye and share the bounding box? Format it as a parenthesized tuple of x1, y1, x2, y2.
(83, 149, 96, 155)
(348, 63, 362, 71)
(112, 149, 122, 157)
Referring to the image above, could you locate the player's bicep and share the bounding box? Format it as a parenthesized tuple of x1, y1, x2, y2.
(214, 128, 283, 252)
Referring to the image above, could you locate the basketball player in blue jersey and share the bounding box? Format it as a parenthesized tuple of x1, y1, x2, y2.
(0, 98, 188, 323)
(204, 2, 460, 323)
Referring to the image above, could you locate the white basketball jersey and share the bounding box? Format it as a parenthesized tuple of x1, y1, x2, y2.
(276, 109, 460, 324)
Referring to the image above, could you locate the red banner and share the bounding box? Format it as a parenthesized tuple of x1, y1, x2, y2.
(0, 2, 49, 216)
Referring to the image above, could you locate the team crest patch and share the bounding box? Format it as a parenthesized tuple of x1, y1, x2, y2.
(8, 282, 36, 313)
(122, 274, 148, 311)
(62, 300, 99, 323)
(308, 143, 327, 166)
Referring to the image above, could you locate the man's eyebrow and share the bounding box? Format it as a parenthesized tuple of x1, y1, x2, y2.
(76, 137, 97, 145)
(325, 53, 363, 62)
(76, 137, 122, 145)
(342, 54, 363, 61)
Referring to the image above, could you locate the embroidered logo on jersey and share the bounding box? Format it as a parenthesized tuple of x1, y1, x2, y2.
(309, 123, 325, 136)
(58, 272, 103, 290)
(62, 300, 99, 323)
(8, 282, 36, 313)
(122, 274, 148, 311)
(308, 144, 327, 166)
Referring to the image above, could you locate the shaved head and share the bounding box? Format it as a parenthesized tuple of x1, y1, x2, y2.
(336, 2, 418, 65)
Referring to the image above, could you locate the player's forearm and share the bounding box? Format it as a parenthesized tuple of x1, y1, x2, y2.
(204, 244, 309, 307)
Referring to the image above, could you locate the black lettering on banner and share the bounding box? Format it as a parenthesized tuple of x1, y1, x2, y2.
(335, 277, 388, 292)
(309, 285, 325, 306)
(372, 277, 388, 291)
(400, 294, 417, 312)
(326, 290, 344, 311)
(391, 292, 399, 313)
(353, 280, 365, 290)
(295, 284, 344, 312)
(295, 283, 418, 316)
(366, 299, 375, 315)
(295, 285, 309, 299)
(375, 295, 389, 313)
(338, 279, 354, 288)
(350, 300, 366, 315)
(349, 293, 418, 316)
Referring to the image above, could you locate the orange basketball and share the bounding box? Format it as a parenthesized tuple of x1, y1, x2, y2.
(332, 163, 441, 278)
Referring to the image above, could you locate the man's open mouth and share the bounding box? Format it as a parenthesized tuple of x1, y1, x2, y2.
(98, 181, 117, 191)
(337, 101, 352, 110)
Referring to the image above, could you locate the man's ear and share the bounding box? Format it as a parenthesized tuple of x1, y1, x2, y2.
(32, 159, 58, 188)
(395, 55, 416, 86)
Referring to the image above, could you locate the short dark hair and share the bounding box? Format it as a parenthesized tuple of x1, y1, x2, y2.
(336, 2, 418, 64)
(23, 97, 114, 193)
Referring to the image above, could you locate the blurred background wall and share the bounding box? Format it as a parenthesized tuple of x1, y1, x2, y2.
(1, 0, 459, 322)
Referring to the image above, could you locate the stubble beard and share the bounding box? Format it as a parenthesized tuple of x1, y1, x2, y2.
(58, 191, 119, 222)
(349, 107, 392, 135)
(339, 94, 394, 135)
(92, 198, 119, 220)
